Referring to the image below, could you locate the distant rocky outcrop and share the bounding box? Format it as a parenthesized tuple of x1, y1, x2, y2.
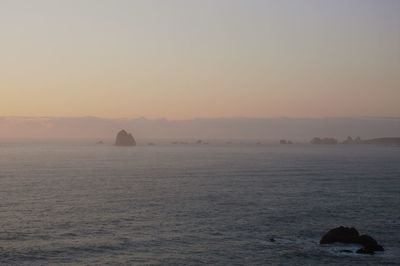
(363, 137, 400, 145)
(280, 139, 293, 144)
(320, 226, 384, 254)
(311, 137, 338, 145)
(341, 137, 400, 145)
(342, 136, 362, 144)
(115, 130, 136, 146)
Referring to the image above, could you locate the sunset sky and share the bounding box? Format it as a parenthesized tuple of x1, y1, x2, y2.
(1, 0, 399, 119)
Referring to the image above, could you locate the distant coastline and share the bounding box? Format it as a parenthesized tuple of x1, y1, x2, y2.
(310, 137, 400, 145)
(1, 117, 400, 140)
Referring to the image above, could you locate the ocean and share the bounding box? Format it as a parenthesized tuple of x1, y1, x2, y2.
(0, 141, 399, 265)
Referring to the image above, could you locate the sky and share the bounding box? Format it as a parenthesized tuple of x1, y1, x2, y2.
(1, 0, 399, 119)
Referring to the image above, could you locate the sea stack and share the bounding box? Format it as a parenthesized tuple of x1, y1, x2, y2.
(115, 130, 136, 146)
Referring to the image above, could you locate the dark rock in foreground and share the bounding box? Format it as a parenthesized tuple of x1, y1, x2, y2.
(320, 226, 360, 244)
(320, 226, 384, 254)
(115, 130, 136, 146)
(357, 234, 384, 252)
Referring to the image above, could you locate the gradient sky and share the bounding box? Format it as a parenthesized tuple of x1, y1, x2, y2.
(1, 0, 399, 119)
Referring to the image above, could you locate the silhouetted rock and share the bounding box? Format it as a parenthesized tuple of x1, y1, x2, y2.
(269, 238, 276, 242)
(357, 235, 384, 251)
(115, 130, 136, 146)
(280, 139, 287, 144)
(311, 137, 338, 145)
(287, 140, 293, 144)
(320, 226, 384, 254)
(320, 226, 360, 244)
(96, 140, 104, 144)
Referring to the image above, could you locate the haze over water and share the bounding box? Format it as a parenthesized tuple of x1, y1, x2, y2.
(1, 141, 399, 265)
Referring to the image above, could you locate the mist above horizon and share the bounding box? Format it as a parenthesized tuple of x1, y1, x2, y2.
(0, 116, 399, 140)
(1, 0, 399, 119)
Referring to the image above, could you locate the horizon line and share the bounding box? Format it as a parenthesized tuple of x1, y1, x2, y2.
(1, 115, 400, 121)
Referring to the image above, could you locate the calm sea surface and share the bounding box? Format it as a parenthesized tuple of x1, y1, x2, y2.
(0, 141, 399, 265)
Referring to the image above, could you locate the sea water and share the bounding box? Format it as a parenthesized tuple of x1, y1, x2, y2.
(0, 141, 399, 265)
